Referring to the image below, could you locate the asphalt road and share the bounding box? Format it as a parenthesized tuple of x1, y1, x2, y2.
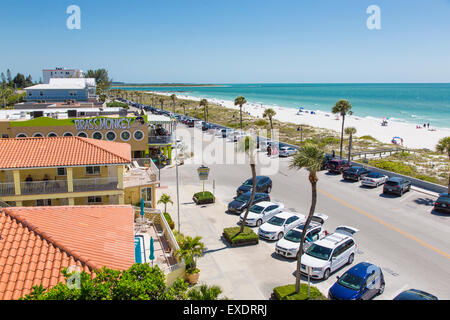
(161, 125, 450, 299)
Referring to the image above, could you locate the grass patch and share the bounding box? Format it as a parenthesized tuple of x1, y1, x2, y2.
(223, 226, 258, 246)
(163, 212, 175, 229)
(273, 284, 327, 300)
(193, 191, 215, 205)
(369, 159, 417, 176)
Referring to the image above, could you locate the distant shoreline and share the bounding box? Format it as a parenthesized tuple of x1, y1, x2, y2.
(111, 84, 224, 88)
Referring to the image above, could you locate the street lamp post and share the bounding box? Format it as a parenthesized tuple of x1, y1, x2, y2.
(297, 125, 303, 143)
(174, 119, 181, 232)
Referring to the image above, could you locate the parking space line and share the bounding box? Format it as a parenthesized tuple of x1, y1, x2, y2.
(318, 188, 450, 260)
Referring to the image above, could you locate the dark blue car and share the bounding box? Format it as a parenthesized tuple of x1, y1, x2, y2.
(236, 176, 272, 196)
(227, 192, 270, 214)
(328, 262, 385, 300)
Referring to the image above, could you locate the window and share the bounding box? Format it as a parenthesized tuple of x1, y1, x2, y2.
(106, 131, 116, 141)
(36, 199, 52, 206)
(332, 244, 345, 258)
(141, 187, 152, 203)
(77, 132, 88, 138)
(133, 130, 144, 141)
(57, 168, 67, 176)
(2, 134, 9, 138)
(47, 132, 58, 137)
(87, 196, 102, 204)
(16, 133, 27, 138)
(32, 132, 44, 137)
(120, 130, 131, 141)
(63, 132, 74, 137)
(86, 166, 101, 175)
(286, 216, 298, 225)
(92, 131, 103, 140)
(309, 229, 321, 242)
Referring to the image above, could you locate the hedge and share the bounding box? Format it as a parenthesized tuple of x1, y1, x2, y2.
(223, 226, 258, 247)
(273, 284, 327, 300)
(163, 212, 175, 230)
(193, 191, 215, 205)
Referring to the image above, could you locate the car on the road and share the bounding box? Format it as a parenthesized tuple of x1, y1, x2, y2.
(434, 193, 450, 214)
(227, 192, 270, 214)
(278, 146, 297, 157)
(236, 176, 273, 196)
(300, 226, 359, 280)
(342, 166, 370, 181)
(382, 177, 412, 196)
(239, 201, 284, 227)
(321, 153, 334, 170)
(258, 211, 306, 241)
(275, 213, 329, 258)
(327, 159, 350, 174)
(361, 172, 389, 187)
(393, 289, 438, 300)
(328, 262, 385, 300)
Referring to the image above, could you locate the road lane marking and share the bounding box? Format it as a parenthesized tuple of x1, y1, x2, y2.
(318, 188, 450, 260)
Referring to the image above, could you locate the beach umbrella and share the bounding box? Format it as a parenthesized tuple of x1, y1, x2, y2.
(140, 198, 144, 222)
(149, 237, 155, 267)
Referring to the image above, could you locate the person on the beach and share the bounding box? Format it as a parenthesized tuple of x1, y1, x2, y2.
(427, 123, 430, 129)
(267, 144, 272, 157)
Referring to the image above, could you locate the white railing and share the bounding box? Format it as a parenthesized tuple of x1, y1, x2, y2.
(72, 177, 119, 192)
(20, 180, 68, 195)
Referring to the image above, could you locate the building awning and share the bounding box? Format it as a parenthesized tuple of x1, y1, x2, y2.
(147, 115, 173, 125)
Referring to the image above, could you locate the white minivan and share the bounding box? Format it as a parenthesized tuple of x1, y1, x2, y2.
(239, 201, 284, 227)
(300, 226, 359, 280)
(258, 211, 306, 241)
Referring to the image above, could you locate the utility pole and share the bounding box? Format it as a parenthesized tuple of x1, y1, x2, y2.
(297, 125, 303, 143)
(174, 119, 181, 232)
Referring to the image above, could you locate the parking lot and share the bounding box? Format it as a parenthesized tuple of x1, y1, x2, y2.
(158, 125, 450, 299)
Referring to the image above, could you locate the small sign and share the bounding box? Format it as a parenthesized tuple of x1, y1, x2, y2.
(197, 165, 210, 181)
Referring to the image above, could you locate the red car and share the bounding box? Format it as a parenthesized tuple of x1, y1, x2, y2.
(327, 159, 350, 173)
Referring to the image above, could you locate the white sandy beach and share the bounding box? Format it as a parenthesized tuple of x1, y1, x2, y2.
(148, 91, 450, 150)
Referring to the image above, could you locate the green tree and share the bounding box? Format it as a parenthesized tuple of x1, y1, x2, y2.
(170, 94, 177, 113)
(1, 72, 6, 85)
(0, 86, 13, 108)
(159, 97, 165, 110)
(25, 75, 33, 87)
(6, 69, 12, 85)
(175, 234, 205, 275)
(234, 96, 247, 130)
(332, 99, 353, 159)
(199, 99, 208, 122)
(158, 193, 173, 213)
(181, 101, 187, 115)
(345, 127, 357, 163)
(289, 144, 325, 293)
(12, 73, 26, 88)
(436, 136, 450, 194)
(20, 263, 190, 300)
(263, 108, 276, 137)
(85, 69, 112, 91)
(237, 135, 258, 232)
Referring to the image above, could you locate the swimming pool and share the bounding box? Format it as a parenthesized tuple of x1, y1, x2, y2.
(134, 235, 146, 263)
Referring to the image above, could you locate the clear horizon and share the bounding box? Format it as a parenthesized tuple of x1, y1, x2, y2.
(1, 0, 450, 83)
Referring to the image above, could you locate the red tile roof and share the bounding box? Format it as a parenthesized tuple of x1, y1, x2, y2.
(0, 205, 135, 300)
(0, 137, 131, 169)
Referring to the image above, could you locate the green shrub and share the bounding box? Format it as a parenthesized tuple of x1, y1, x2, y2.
(193, 191, 215, 205)
(369, 160, 416, 176)
(358, 135, 377, 141)
(414, 174, 440, 184)
(254, 119, 268, 127)
(163, 212, 175, 230)
(223, 226, 258, 246)
(273, 284, 327, 300)
(107, 101, 129, 109)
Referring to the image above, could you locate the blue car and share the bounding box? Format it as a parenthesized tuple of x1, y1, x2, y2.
(328, 262, 385, 300)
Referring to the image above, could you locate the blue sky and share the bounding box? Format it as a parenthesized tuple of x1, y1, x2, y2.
(1, 0, 450, 83)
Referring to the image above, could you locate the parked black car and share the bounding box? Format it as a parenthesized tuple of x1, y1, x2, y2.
(393, 289, 438, 300)
(227, 192, 270, 214)
(328, 159, 350, 173)
(321, 153, 334, 170)
(383, 177, 412, 196)
(236, 176, 273, 196)
(434, 193, 450, 214)
(342, 167, 370, 181)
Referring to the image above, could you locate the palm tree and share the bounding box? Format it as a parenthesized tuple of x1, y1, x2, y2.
(188, 284, 223, 300)
(175, 235, 205, 274)
(436, 137, 450, 194)
(332, 100, 353, 159)
(170, 94, 177, 113)
(237, 135, 258, 232)
(157, 193, 173, 213)
(0, 85, 13, 108)
(345, 127, 357, 163)
(159, 97, 165, 110)
(289, 144, 325, 293)
(199, 99, 208, 122)
(181, 102, 187, 115)
(263, 108, 276, 138)
(234, 96, 247, 130)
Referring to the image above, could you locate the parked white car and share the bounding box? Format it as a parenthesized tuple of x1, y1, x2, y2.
(275, 213, 329, 258)
(300, 226, 359, 280)
(258, 211, 306, 241)
(279, 146, 297, 157)
(361, 172, 389, 187)
(239, 201, 285, 227)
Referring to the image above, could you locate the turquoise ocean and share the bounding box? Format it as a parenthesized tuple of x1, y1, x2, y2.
(116, 83, 450, 129)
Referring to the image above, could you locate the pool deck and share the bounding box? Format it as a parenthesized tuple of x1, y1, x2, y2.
(134, 218, 178, 272)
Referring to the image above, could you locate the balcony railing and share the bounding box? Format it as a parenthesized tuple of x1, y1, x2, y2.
(148, 135, 174, 144)
(0, 182, 15, 196)
(20, 180, 68, 195)
(72, 177, 120, 192)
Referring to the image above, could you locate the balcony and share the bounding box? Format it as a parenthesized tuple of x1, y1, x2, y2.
(148, 135, 174, 145)
(0, 177, 120, 197)
(72, 177, 120, 192)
